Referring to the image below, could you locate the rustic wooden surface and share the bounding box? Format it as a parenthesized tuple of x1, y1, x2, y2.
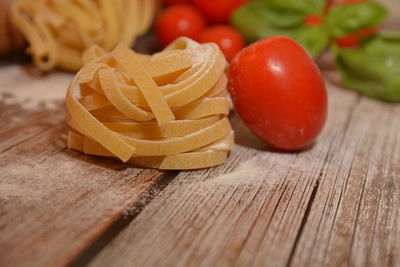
(0, 64, 172, 267)
(1, 10, 400, 264)
(1, 63, 399, 267)
(86, 87, 400, 267)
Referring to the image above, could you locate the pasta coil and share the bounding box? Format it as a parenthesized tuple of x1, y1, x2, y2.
(66, 38, 234, 170)
(11, 0, 156, 71)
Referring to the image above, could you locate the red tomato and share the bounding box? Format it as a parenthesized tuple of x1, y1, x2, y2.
(197, 25, 245, 61)
(192, 0, 247, 23)
(163, 0, 189, 4)
(156, 4, 206, 47)
(228, 36, 327, 150)
(304, 14, 323, 26)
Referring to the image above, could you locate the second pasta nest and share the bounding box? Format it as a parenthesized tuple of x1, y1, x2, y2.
(66, 38, 234, 170)
(11, 0, 156, 71)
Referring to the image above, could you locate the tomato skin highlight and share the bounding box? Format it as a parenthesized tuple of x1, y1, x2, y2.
(197, 25, 245, 61)
(192, 0, 247, 23)
(156, 4, 206, 47)
(228, 36, 328, 150)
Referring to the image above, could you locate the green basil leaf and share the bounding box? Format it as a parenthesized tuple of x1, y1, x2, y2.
(294, 25, 330, 57)
(231, 4, 295, 42)
(232, 0, 329, 57)
(328, 2, 387, 38)
(253, 0, 325, 15)
(378, 30, 400, 41)
(252, 0, 325, 28)
(335, 33, 400, 102)
(255, 7, 307, 29)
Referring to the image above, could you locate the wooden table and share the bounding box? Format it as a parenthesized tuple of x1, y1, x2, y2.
(1, 55, 400, 267)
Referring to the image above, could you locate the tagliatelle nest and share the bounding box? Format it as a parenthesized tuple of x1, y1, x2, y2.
(11, 0, 156, 71)
(66, 38, 234, 170)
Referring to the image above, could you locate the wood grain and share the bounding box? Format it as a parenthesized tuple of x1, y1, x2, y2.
(0, 116, 169, 267)
(291, 95, 400, 266)
(0, 69, 172, 267)
(86, 82, 400, 267)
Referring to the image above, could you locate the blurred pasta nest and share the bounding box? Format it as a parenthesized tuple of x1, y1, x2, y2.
(66, 38, 234, 169)
(11, 0, 156, 71)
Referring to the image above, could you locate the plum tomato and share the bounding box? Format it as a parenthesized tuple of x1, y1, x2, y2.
(228, 36, 328, 150)
(197, 25, 245, 61)
(192, 0, 247, 24)
(156, 4, 206, 47)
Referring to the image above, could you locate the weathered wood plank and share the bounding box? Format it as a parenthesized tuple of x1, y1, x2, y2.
(87, 84, 379, 267)
(0, 120, 171, 267)
(290, 95, 400, 267)
(0, 65, 71, 152)
(0, 66, 172, 267)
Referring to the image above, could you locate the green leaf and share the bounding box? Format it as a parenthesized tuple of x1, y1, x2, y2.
(335, 33, 400, 102)
(328, 2, 387, 38)
(294, 25, 330, 57)
(253, 0, 325, 15)
(255, 6, 307, 29)
(231, 0, 329, 57)
(252, 0, 325, 28)
(231, 3, 295, 42)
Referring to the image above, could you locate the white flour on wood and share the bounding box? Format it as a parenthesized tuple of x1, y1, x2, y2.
(0, 65, 73, 109)
(0, 158, 123, 209)
(208, 154, 277, 186)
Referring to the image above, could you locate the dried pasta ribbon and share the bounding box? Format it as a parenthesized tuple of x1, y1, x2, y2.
(11, 0, 156, 71)
(99, 68, 155, 121)
(128, 152, 229, 170)
(103, 116, 221, 139)
(112, 45, 175, 126)
(65, 74, 135, 162)
(66, 37, 234, 169)
(82, 45, 106, 64)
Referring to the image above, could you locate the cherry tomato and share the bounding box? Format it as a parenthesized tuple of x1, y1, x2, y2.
(228, 36, 327, 150)
(156, 4, 206, 47)
(163, 0, 189, 4)
(197, 25, 245, 61)
(304, 14, 323, 26)
(192, 0, 247, 24)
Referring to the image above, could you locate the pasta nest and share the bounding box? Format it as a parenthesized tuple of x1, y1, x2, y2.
(11, 0, 155, 71)
(66, 38, 234, 170)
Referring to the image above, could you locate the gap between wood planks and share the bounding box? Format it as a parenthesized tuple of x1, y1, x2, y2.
(67, 170, 179, 267)
(0, 100, 177, 267)
(0, 112, 182, 267)
(287, 95, 362, 267)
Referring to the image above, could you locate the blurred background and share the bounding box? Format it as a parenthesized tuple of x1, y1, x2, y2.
(1, 0, 399, 102)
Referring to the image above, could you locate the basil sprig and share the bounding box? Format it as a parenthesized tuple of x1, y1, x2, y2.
(327, 2, 387, 38)
(232, 0, 387, 58)
(335, 31, 400, 102)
